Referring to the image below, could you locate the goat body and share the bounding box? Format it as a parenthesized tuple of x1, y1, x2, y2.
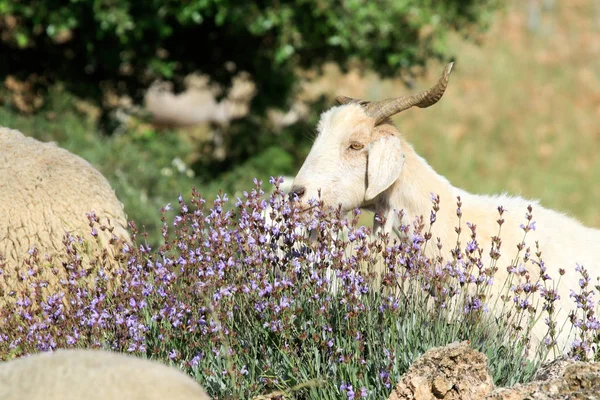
(291, 64, 600, 356)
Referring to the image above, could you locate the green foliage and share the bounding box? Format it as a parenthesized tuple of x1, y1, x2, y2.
(0, 0, 498, 107)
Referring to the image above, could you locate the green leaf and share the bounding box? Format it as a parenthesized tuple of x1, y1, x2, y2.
(275, 44, 295, 64)
(15, 32, 29, 48)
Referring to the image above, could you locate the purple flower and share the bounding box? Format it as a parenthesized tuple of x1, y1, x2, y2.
(189, 353, 202, 367)
(339, 383, 355, 399)
(379, 369, 391, 389)
(2, 177, 577, 393)
(520, 221, 536, 232)
(465, 240, 477, 253)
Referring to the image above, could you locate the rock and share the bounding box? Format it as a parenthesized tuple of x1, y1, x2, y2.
(388, 341, 494, 400)
(486, 358, 600, 400)
(387, 342, 600, 400)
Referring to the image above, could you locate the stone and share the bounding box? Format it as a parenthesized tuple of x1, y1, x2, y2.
(387, 341, 494, 400)
(486, 358, 600, 400)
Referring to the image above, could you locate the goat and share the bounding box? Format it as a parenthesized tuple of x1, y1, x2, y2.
(290, 63, 600, 356)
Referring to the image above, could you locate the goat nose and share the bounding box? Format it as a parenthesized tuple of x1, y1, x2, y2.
(289, 185, 306, 201)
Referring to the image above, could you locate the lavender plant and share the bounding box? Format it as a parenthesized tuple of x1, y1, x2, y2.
(1, 177, 597, 399)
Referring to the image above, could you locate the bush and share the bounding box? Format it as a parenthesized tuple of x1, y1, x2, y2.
(5, 177, 598, 399)
(0, 0, 498, 106)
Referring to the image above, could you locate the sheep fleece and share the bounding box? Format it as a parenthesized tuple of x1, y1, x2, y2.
(0, 349, 211, 400)
(0, 126, 128, 264)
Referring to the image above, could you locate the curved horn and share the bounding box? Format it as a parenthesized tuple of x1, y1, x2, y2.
(364, 62, 454, 125)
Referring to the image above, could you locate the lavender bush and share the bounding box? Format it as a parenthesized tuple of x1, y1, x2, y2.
(1, 177, 599, 399)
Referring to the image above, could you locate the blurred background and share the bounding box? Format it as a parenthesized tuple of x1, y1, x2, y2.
(1, 0, 599, 246)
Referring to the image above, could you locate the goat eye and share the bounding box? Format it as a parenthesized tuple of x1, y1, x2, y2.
(349, 142, 364, 150)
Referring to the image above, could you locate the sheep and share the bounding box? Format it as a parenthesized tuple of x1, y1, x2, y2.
(290, 63, 600, 356)
(0, 127, 130, 292)
(0, 349, 211, 400)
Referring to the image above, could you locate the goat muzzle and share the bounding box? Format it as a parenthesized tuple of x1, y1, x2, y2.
(289, 185, 306, 201)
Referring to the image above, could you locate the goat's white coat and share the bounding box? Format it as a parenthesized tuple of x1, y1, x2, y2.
(0, 349, 211, 400)
(292, 103, 600, 356)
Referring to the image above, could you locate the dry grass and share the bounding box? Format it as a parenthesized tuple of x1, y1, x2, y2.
(302, 0, 600, 228)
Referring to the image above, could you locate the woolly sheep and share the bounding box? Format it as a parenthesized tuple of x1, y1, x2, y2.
(0, 127, 129, 290)
(0, 349, 211, 400)
(290, 63, 600, 356)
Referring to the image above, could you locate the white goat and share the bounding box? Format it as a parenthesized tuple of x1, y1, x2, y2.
(291, 63, 600, 356)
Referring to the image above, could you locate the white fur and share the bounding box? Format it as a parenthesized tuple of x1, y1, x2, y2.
(292, 103, 600, 357)
(0, 349, 210, 400)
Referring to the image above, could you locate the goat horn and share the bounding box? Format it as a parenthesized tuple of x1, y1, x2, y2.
(364, 62, 454, 125)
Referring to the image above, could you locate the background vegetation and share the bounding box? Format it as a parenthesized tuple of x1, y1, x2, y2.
(2, 1, 599, 247)
(0, 0, 498, 244)
(0, 0, 495, 101)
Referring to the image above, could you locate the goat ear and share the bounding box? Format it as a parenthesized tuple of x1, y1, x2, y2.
(365, 135, 404, 202)
(336, 96, 371, 107)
